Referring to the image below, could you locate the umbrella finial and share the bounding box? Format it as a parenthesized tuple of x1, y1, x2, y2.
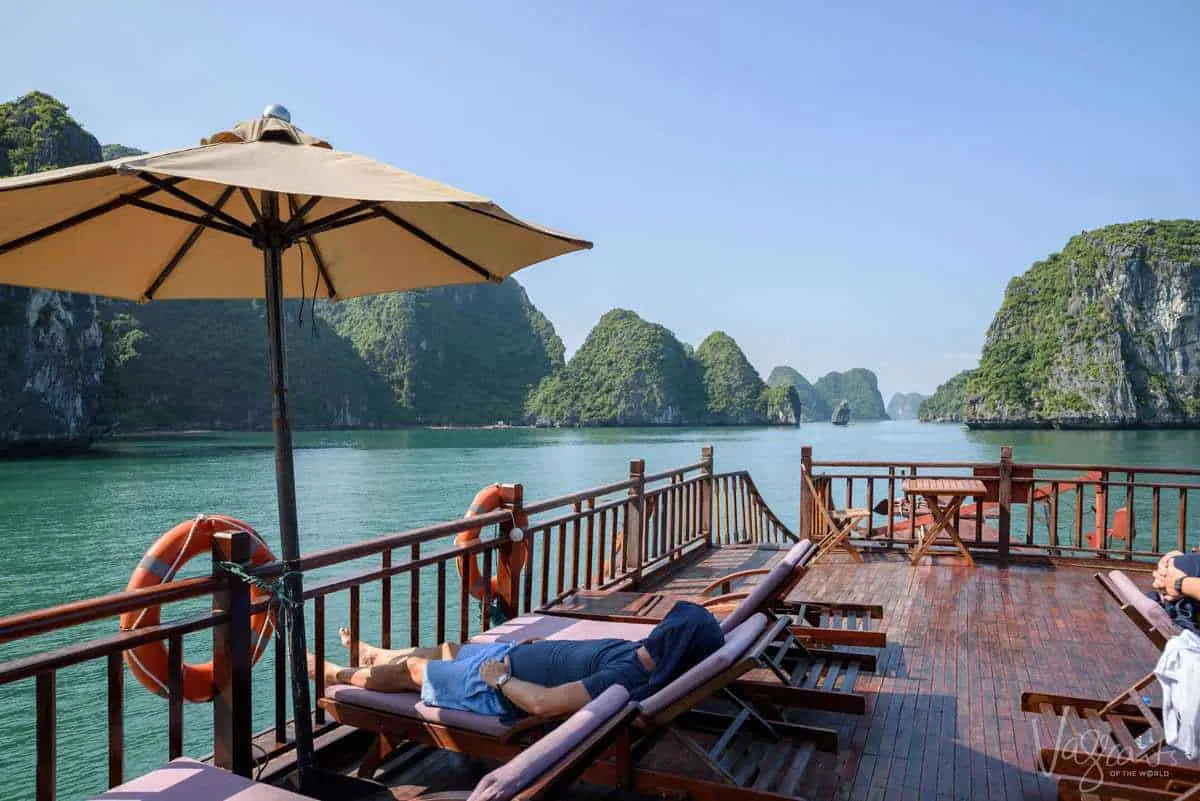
(262, 104, 291, 123)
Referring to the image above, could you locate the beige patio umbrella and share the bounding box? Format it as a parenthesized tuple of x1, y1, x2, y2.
(0, 105, 591, 794)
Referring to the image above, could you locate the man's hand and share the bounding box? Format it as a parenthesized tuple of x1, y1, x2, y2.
(1161, 561, 1188, 601)
(479, 659, 507, 688)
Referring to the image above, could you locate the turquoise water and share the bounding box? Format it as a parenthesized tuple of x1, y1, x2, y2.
(1, 422, 1198, 798)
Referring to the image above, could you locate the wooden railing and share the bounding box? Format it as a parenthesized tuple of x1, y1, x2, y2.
(0, 445, 794, 801)
(801, 445, 1200, 562)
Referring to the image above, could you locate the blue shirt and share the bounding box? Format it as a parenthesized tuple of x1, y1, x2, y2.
(508, 638, 650, 699)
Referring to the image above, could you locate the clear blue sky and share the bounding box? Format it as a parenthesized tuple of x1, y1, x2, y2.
(4, 1, 1197, 400)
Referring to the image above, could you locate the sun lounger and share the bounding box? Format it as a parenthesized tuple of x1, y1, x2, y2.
(545, 537, 887, 649)
(1097, 570, 1181, 650)
(320, 613, 839, 801)
(91, 758, 315, 800)
(91, 691, 637, 801)
(1029, 571, 1199, 800)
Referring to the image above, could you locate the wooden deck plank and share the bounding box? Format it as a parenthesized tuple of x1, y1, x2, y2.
(360, 548, 1161, 801)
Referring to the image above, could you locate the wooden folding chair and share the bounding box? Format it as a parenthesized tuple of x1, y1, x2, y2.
(802, 469, 869, 563)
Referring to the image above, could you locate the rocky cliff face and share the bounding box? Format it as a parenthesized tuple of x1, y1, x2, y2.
(762, 384, 801, 425)
(766, 366, 830, 422)
(0, 93, 108, 453)
(0, 288, 107, 452)
(813, 368, 889, 421)
(887, 392, 927, 420)
(526, 309, 706, 426)
(965, 221, 1200, 428)
(919, 370, 972, 422)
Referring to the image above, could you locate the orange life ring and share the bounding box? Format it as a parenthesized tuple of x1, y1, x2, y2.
(455, 485, 529, 610)
(119, 515, 276, 703)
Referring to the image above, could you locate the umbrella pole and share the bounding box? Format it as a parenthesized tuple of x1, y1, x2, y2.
(260, 193, 317, 777)
(262, 194, 383, 798)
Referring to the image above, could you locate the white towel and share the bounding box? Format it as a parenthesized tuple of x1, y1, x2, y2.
(1155, 628, 1200, 760)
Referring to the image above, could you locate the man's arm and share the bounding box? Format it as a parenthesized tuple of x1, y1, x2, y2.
(479, 660, 591, 717)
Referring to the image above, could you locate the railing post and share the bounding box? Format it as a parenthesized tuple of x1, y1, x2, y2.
(499, 483, 524, 618)
(212, 531, 253, 777)
(998, 446, 1013, 563)
(700, 446, 714, 547)
(800, 446, 813, 542)
(627, 459, 646, 586)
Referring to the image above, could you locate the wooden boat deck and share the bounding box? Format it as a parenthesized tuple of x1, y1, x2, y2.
(344, 545, 1161, 801)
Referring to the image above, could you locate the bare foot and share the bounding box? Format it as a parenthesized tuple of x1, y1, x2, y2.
(306, 652, 344, 687)
(339, 626, 382, 666)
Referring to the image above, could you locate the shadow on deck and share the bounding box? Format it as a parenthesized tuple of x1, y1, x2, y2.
(336, 547, 1162, 801)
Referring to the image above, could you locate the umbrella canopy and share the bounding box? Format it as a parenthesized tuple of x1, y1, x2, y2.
(0, 107, 590, 795)
(0, 113, 590, 299)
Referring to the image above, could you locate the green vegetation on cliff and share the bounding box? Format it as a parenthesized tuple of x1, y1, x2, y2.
(695, 332, 768, 424)
(766, 366, 830, 422)
(526, 309, 705, 425)
(0, 92, 101, 175)
(101, 300, 402, 430)
(319, 281, 564, 425)
(100, 144, 145, 160)
(813, 369, 888, 420)
(919, 370, 973, 422)
(964, 220, 1200, 426)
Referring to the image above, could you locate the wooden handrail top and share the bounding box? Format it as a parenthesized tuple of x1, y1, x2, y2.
(0, 574, 220, 646)
(523, 478, 639, 515)
(293, 508, 514, 571)
(643, 462, 706, 482)
(815, 458, 1200, 478)
(818, 471, 1197, 492)
(0, 609, 225, 686)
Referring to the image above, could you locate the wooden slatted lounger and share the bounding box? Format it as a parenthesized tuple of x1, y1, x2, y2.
(545, 539, 877, 715)
(1025, 570, 1200, 800)
(546, 538, 886, 649)
(92, 688, 638, 801)
(320, 613, 840, 801)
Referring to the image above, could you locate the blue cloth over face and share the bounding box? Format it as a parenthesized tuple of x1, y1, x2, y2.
(635, 600, 724, 701)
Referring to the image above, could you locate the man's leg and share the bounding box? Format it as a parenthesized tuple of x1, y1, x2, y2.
(338, 627, 460, 665)
(308, 652, 429, 693)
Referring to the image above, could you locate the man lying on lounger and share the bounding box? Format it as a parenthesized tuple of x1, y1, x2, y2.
(309, 601, 724, 720)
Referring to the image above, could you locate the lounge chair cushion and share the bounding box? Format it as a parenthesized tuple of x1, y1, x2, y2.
(1108, 570, 1179, 638)
(467, 685, 630, 801)
(91, 757, 308, 799)
(782, 538, 816, 569)
(638, 613, 768, 719)
(324, 684, 512, 737)
(472, 614, 655, 645)
(720, 558, 797, 633)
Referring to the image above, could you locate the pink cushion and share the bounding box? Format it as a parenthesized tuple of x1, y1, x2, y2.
(1108, 570, 1180, 638)
(91, 758, 308, 800)
(467, 686, 629, 801)
(638, 613, 768, 719)
(782, 538, 816, 569)
(324, 685, 512, 737)
(720, 559, 796, 633)
(471, 614, 655, 644)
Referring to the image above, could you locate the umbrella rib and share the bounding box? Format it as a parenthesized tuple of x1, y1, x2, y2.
(124, 196, 251, 240)
(0, 177, 185, 257)
(450, 201, 594, 248)
(239, 188, 264, 226)
(372, 204, 498, 281)
(288, 201, 374, 240)
(143, 186, 238, 300)
(134, 174, 257, 239)
(287, 195, 337, 299)
(281, 195, 323, 238)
